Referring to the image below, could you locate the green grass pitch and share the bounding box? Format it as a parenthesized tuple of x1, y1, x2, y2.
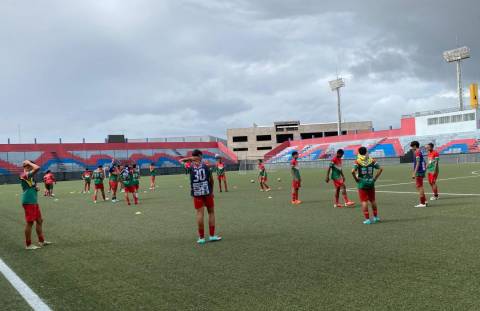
(1, 163, 480, 311)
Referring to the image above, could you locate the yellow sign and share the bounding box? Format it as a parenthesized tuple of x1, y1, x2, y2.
(470, 83, 478, 108)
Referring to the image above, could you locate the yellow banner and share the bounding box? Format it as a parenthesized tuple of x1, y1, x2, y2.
(470, 83, 478, 108)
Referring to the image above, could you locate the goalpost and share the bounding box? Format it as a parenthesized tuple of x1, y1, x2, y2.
(238, 153, 248, 175)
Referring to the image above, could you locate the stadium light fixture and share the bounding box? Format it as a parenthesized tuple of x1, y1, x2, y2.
(443, 46, 470, 110)
(329, 78, 345, 136)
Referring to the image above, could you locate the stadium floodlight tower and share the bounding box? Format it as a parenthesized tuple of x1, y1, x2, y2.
(443, 46, 470, 110)
(329, 77, 345, 136)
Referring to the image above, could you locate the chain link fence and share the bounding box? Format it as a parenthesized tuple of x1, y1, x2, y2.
(264, 153, 480, 171)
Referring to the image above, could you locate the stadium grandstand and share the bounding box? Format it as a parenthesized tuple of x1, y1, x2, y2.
(1, 106, 479, 179)
(0, 136, 237, 181)
(265, 107, 480, 163)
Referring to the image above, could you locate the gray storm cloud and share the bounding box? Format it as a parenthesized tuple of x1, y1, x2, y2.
(0, 0, 478, 143)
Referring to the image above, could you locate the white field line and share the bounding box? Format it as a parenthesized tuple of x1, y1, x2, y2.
(372, 173, 480, 189)
(0, 258, 52, 311)
(373, 190, 480, 197)
(347, 171, 480, 195)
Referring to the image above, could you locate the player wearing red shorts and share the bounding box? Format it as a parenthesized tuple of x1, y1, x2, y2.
(410, 141, 427, 207)
(325, 149, 355, 208)
(181, 149, 222, 245)
(132, 163, 141, 201)
(42, 170, 56, 197)
(215, 156, 228, 192)
(82, 168, 93, 193)
(109, 164, 120, 203)
(20, 160, 52, 250)
(258, 159, 271, 192)
(426, 143, 440, 201)
(121, 165, 138, 205)
(132, 164, 140, 192)
(352, 147, 383, 225)
(291, 151, 302, 205)
(92, 165, 107, 203)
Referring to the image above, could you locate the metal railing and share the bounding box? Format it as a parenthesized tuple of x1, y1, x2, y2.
(401, 106, 475, 118)
(3, 135, 227, 145)
(265, 153, 480, 170)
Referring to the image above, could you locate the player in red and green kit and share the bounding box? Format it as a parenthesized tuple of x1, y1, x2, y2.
(426, 143, 440, 201)
(326, 149, 355, 208)
(121, 165, 138, 205)
(42, 170, 56, 197)
(184, 161, 192, 175)
(352, 147, 383, 225)
(20, 160, 52, 250)
(109, 164, 120, 203)
(82, 168, 92, 193)
(132, 164, 140, 199)
(410, 141, 427, 207)
(149, 163, 156, 191)
(258, 159, 271, 192)
(215, 156, 228, 192)
(291, 151, 302, 205)
(92, 165, 107, 203)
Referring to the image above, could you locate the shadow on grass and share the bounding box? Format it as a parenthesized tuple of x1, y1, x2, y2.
(379, 216, 433, 224)
(427, 196, 474, 201)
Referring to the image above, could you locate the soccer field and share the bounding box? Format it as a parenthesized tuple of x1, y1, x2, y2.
(1, 163, 480, 311)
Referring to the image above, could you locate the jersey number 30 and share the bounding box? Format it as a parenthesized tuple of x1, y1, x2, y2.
(193, 168, 207, 182)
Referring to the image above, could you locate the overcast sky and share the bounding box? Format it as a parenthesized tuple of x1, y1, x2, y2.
(1, 0, 479, 143)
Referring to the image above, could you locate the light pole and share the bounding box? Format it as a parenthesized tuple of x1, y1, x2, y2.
(443, 46, 470, 110)
(329, 78, 345, 136)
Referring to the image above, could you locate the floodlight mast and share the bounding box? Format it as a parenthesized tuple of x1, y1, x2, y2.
(329, 78, 345, 136)
(443, 46, 470, 110)
(457, 61, 463, 110)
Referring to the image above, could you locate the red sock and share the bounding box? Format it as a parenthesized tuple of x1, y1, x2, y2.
(38, 235, 44, 243)
(26, 239, 31, 246)
(209, 225, 215, 236)
(420, 195, 426, 204)
(334, 193, 340, 204)
(343, 194, 349, 202)
(372, 208, 378, 217)
(434, 188, 438, 197)
(363, 210, 370, 220)
(198, 227, 205, 239)
(126, 196, 130, 205)
(291, 192, 296, 201)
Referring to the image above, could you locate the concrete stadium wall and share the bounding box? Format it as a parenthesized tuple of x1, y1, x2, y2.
(414, 108, 479, 136)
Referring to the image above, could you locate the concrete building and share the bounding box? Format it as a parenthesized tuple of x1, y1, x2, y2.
(128, 135, 226, 144)
(227, 120, 373, 160)
(404, 107, 479, 136)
